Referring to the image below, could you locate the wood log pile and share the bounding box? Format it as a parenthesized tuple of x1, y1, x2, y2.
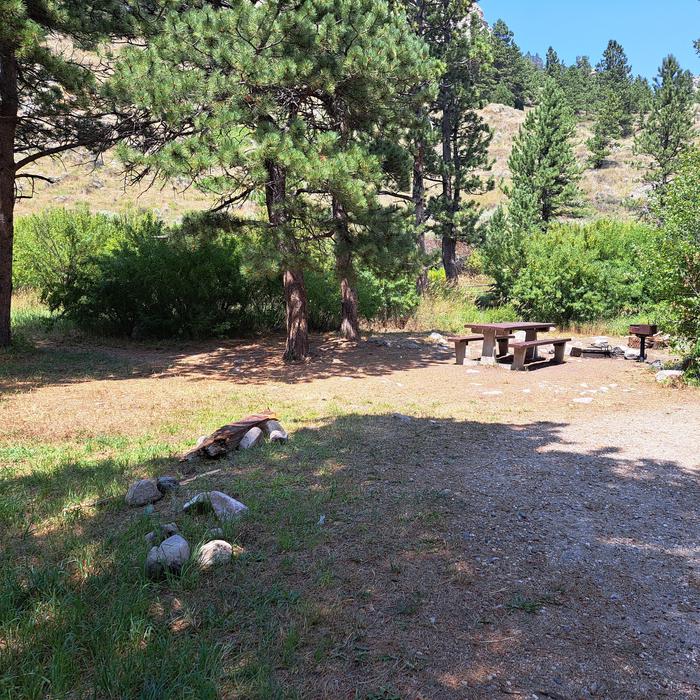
(180, 411, 289, 462)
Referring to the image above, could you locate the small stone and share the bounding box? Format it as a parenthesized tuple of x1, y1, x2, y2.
(648, 359, 663, 370)
(144, 504, 155, 515)
(656, 369, 684, 382)
(161, 522, 179, 538)
(125, 479, 163, 507)
(206, 527, 225, 539)
(156, 476, 179, 494)
(624, 350, 640, 360)
(239, 427, 264, 450)
(196, 540, 233, 569)
(392, 413, 412, 423)
(184, 491, 248, 522)
(145, 534, 190, 579)
(573, 397, 594, 404)
(210, 491, 248, 521)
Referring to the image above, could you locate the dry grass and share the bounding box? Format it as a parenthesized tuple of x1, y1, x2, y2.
(2, 331, 699, 698)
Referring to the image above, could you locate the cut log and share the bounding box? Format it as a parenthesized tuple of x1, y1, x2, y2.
(262, 419, 288, 443)
(239, 427, 264, 450)
(180, 411, 276, 461)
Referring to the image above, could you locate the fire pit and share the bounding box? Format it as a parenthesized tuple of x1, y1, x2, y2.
(629, 324, 657, 362)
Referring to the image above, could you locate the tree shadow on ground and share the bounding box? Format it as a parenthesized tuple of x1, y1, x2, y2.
(0, 333, 452, 394)
(2, 414, 698, 698)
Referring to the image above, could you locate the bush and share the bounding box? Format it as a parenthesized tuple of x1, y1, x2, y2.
(647, 151, 700, 379)
(13, 206, 119, 295)
(510, 220, 654, 324)
(55, 215, 250, 338)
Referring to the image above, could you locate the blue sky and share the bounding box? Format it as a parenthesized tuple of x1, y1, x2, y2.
(481, 0, 700, 79)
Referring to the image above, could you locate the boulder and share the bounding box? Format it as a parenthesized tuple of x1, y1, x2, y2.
(145, 534, 190, 579)
(262, 420, 288, 443)
(656, 369, 684, 383)
(125, 479, 163, 507)
(156, 476, 179, 494)
(196, 540, 233, 569)
(239, 427, 264, 450)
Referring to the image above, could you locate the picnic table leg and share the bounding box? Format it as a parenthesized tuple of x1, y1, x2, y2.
(524, 329, 540, 361)
(454, 341, 466, 365)
(480, 329, 499, 365)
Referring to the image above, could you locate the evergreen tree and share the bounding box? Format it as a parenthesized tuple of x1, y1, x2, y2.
(545, 47, 564, 81)
(587, 90, 624, 168)
(561, 56, 596, 115)
(636, 55, 696, 197)
(401, 0, 493, 282)
(507, 79, 582, 226)
(487, 19, 532, 109)
(596, 39, 635, 136)
(111, 0, 435, 360)
(0, 0, 153, 346)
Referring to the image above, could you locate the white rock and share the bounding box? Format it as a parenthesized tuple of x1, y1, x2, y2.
(210, 491, 248, 521)
(262, 420, 288, 443)
(183, 490, 247, 522)
(239, 427, 264, 450)
(196, 540, 233, 569)
(125, 479, 163, 507)
(573, 397, 594, 404)
(656, 370, 684, 382)
(145, 534, 190, 579)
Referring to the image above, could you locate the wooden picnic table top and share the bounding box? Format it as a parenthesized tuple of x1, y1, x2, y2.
(467, 322, 555, 333)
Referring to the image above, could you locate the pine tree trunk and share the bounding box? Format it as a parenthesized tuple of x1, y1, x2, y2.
(413, 139, 428, 294)
(0, 48, 18, 347)
(282, 267, 309, 362)
(264, 159, 309, 362)
(440, 89, 458, 283)
(333, 197, 359, 341)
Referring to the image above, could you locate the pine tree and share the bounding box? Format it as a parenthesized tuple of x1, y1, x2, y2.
(636, 55, 696, 197)
(111, 0, 436, 359)
(596, 39, 635, 136)
(545, 47, 564, 82)
(507, 79, 582, 226)
(587, 90, 624, 168)
(0, 0, 152, 346)
(487, 19, 532, 109)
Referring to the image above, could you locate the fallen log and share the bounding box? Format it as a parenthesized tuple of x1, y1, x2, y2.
(180, 411, 276, 461)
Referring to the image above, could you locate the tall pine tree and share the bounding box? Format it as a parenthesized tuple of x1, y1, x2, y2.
(0, 0, 153, 346)
(587, 89, 624, 168)
(507, 78, 582, 227)
(636, 55, 696, 198)
(111, 0, 435, 359)
(596, 39, 635, 136)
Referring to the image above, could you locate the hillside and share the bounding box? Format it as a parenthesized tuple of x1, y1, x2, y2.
(15, 102, 693, 223)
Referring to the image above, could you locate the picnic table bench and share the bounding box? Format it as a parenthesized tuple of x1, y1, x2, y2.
(447, 333, 514, 365)
(510, 337, 571, 371)
(467, 322, 555, 364)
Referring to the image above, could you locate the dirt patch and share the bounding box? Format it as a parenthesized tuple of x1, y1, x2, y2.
(1, 334, 698, 698)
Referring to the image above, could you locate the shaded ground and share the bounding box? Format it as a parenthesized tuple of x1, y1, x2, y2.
(1, 334, 698, 698)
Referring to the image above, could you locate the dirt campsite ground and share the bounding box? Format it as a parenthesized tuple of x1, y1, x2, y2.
(1, 333, 698, 699)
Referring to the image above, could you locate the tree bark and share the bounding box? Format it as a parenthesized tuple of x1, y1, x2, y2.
(333, 197, 359, 341)
(413, 138, 428, 294)
(0, 48, 18, 347)
(264, 159, 309, 362)
(440, 87, 458, 282)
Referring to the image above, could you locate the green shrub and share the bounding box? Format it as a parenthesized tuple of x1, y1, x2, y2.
(510, 220, 654, 324)
(55, 216, 250, 338)
(646, 151, 700, 380)
(13, 206, 119, 294)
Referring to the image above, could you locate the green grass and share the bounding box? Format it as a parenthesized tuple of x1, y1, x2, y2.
(0, 413, 346, 699)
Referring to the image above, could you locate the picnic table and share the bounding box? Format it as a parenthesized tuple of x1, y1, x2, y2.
(467, 322, 555, 364)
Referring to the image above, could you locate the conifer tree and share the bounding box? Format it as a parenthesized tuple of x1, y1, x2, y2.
(507, 79, 582, 227)
(111, 0, 435, 359)
(587, 90, 624, 168)
(545, 47, 564, 82)
(636, 55, 696, 197)
(0, 0, 154, 346)
(487, 19, 532, 109)
(596, 39, 635, 136)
